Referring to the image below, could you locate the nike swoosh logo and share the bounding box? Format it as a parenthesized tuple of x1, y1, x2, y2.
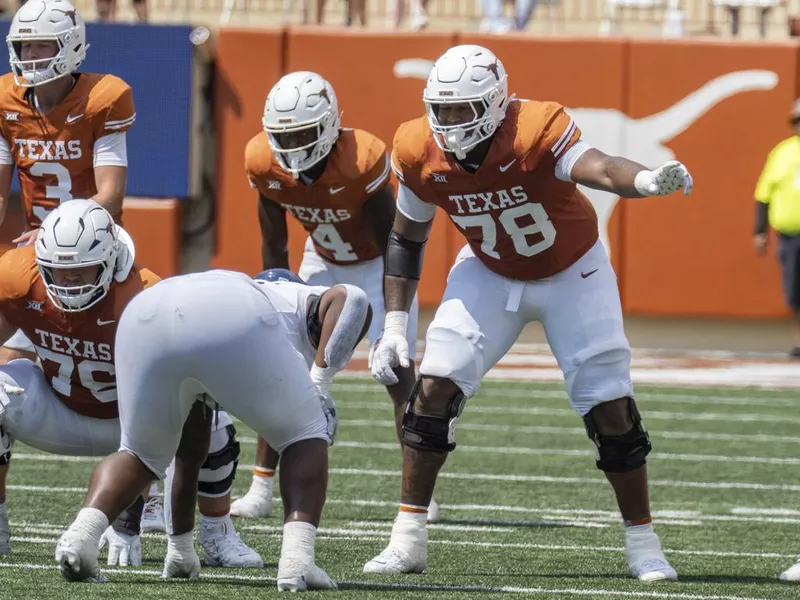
(65, 114, 83, 124)
(580, 269, 599, 279)
(329, 186, 346, 195)
(96, 319, 115, 326)
(499, 160, 516, 172)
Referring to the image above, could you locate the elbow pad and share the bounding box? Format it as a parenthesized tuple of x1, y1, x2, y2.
(385, 231, 426, 280)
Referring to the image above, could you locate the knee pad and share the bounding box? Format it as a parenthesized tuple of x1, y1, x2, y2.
(583, 397, 651, 473)
(401, 378, 466, 453)
(198, 424, 240, 498)
(111, 495, 145, 537)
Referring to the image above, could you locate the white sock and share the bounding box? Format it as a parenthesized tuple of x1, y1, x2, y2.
(72, 508, 109, 543)
(201, 513, 233, 527)
(626, 523, 655, 535)
(248, 471, 274, 497)
(167, 530, 195, 556)
(279, 521, 317, 568)
(389, 509, 427, 546)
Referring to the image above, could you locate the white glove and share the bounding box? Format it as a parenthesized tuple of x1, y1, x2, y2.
(319, 393, 338, 445)
(162, 531, 201, 579)
(310, 364, 336, 398)
(634, 161, 693, 197)
(370, 311, 410, 386)
(99, 526, 141, 566)
(0, 381, 23, 412)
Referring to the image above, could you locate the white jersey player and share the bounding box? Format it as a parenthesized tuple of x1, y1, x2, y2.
(56, 268, 371, 590)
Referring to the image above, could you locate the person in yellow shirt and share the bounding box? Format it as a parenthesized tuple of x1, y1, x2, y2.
(754, 98, 800, 358)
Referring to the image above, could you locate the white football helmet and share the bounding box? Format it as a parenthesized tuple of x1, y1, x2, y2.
(35, 199, 135, 313)
(7, 0, 88, 88)
(423, 45, 510, 160)
(262, 71, 341, 177)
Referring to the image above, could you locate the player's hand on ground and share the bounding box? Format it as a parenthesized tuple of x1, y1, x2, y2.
(99, 526, 142, 566)
(162, 532, 201, 579)
(370, 334, 409, 386)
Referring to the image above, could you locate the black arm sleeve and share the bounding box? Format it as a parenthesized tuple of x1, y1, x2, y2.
(755, 202, 769, 235)
(384, 231, 426, 280)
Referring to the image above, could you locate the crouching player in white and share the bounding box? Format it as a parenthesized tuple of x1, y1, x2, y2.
(0, 200, 260, 568)
(56, 268, 372, 590)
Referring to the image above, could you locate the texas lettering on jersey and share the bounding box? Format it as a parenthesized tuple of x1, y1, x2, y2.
(393, 100, 599, 281)
(245, 128, 391, 265)
(0, 245, 160, 419)
(0, 72, 136, 228)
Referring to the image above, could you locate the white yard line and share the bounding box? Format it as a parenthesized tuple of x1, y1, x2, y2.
(8, 463, 800, 495)
(335, 419, 800, 445)
(333, 383, 800, 407)
(334, 400, 800, 426)
(16, 440, 800, 469)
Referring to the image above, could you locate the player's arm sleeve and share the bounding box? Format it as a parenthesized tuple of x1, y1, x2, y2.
(391, 143, 436, 223)
(93, 132, 128, 167)
(396, 182, 436, 223)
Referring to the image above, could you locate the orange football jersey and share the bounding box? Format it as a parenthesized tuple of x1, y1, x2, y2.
(0, 72, 136, 228)
(392, 100, 599, 281)
(0, 245, 159, 419)
(245, 128, 392, 265)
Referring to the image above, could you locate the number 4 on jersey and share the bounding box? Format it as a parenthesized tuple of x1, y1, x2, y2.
(311, 223, 358, 261)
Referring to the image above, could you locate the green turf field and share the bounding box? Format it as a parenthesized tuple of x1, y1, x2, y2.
(2, 377, 799, 599)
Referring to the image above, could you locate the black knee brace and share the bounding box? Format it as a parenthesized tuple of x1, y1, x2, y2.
(198, 424, 241, 497)
(401, 378, 466, 453)
(111, 494, 145, 537)
(583, 397, 652, 473)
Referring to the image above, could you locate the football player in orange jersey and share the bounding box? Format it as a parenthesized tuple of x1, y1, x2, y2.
(0, 0, 134, 365)
(0, 200, 262, 570)
(366, 45, 693, 581)
(230, 71, 436, 521)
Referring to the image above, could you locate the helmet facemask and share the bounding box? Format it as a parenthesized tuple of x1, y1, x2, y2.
(263, 108, 340, 178)
(37, 242, 119, 313)
(8, 32, 85, 88)
(425, 86, 509, 160)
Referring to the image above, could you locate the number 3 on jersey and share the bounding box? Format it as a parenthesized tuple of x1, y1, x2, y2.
(30, 162, 73, 223)
(311, 223, 358, 261)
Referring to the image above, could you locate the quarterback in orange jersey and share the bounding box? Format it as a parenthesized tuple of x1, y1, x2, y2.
(232, 70, 431, 520)
(0, 0, 135, 365)
(366, 45, 693, 581)
(0, 200, 262, 571)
